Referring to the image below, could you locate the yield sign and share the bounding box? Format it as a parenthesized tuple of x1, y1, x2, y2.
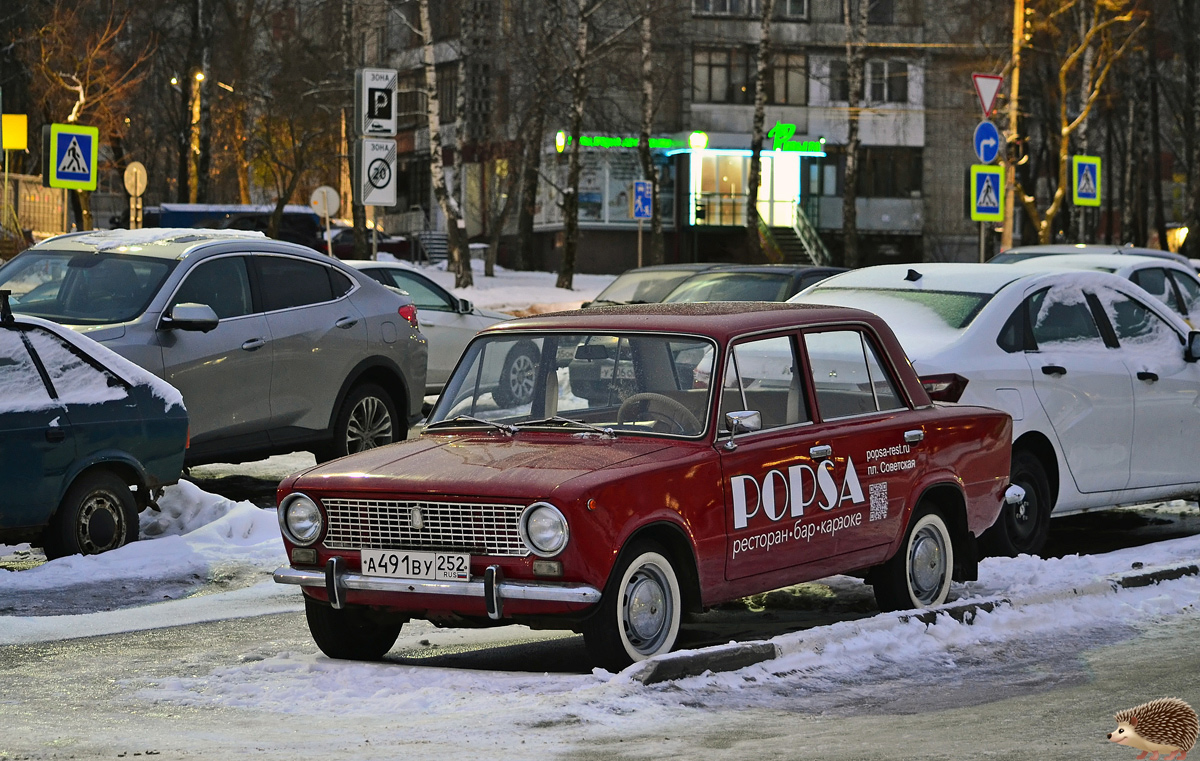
(972, 74, 1004, 118)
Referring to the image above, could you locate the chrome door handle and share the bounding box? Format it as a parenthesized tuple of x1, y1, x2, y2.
(809, 444, 832, 458)
(335, 316, 359, 329)
(241, 338, 266, 351)
(904, 429, 924, 443)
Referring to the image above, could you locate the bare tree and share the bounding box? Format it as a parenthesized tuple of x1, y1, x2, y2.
(634, 0, 668, 266)
(745, 0, 777, 262)
(840, 0, 869, 268)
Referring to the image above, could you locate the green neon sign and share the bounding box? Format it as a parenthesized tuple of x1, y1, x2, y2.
(554, 131, 682, 152)
(767, 122, 825, 154)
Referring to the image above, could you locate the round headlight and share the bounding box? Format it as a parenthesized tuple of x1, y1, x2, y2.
(281, 493, 323, 545)
(520, 502, 568, 557)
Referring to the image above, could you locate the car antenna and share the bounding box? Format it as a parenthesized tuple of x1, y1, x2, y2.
(904, 268, 922, 282)
(0, 290, 12, 324)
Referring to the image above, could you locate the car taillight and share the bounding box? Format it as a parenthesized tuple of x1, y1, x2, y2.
(398, 304, 419, 329)
(920, 373, 968, 402)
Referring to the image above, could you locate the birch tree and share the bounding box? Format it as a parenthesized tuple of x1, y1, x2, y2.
(841, 0, 868, 268)
(745, 0, 777, 262)
(635, 1, 665, 267)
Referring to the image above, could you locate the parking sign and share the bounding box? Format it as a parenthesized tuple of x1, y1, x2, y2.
(355, 68, 398, 137)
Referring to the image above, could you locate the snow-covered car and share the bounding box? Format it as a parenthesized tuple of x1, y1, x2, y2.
(0, 229, 428, 465)
(344, 261, 516, 396)
(791, 264, 1200, 557)
(273, 302, 1015, 668)
(0, 296, 189, 558)
(998, 253, 1200, 327)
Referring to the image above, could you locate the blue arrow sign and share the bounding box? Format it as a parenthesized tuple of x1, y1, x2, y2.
(973, 121, 1001, 164)
(633, 180, 652, 220)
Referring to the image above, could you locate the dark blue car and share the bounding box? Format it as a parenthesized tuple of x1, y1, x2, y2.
(0, 293, 189, 558)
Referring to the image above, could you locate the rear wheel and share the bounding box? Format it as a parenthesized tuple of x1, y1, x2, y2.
(583, 541, 682, 671)
(317, 383, 400, 462)
(43, 471, 139, 559)
(873, 505, 954, 612)
(304, 596, 404, 661)
(493, 343, 538, 408)
(981, 449, 1051, 557)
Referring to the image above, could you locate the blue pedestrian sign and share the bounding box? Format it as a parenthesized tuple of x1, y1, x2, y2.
(42, 123, 99, 191)
(973, 120, 1001, 164)
(1072, 155, 1101, 207)
(970, 164, 1004, 222)
(632, 180, 652, 220)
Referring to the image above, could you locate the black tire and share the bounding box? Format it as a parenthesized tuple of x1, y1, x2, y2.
(873, 505, 955, 612)
(583, 541, 683, 670)
(304, 596, 404, 661)
(42, 471, 139, 559)
(317, 383, 400, 462)
(981, 449, 1052, 557)
(493, 343, 539, 409)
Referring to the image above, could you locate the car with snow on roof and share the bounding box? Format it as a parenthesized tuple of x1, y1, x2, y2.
(273, 302, 1016, 668)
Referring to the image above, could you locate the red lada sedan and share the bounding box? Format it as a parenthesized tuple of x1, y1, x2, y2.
(274, 302, 1016, 669)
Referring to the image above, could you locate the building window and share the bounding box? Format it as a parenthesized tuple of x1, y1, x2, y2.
(829, 60, 848, 102)
(436, 63, 457, 123)
(693, 48, 753, 104)
(780, 0, 807, 18)
(397, 71, 425, 129)
(868, 60, 908, 103)
(839, 0, 894, 24)
(858, 147, 923, 197)
(693, 0, 760, 15)
(770, 53, 807, 105)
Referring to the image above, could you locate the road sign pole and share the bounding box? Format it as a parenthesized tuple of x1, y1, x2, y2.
(638, 219, 644, 268)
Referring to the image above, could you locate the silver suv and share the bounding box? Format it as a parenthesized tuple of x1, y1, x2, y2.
(0, 229, 427, 465)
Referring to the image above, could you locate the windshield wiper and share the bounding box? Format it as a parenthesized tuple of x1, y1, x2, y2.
(518, 416, 616, 437)
(423, 415, 517, 435)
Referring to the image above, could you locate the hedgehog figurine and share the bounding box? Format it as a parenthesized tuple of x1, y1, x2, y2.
(1108, 698, 1199, 760)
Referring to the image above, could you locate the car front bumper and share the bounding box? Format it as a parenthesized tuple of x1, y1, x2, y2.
(274, 560, 602, 620)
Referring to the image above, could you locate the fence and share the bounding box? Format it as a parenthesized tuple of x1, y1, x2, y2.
(1, 173, 68, 258)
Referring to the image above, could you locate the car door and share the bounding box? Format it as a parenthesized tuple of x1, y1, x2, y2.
(1092, 286, 1200, 490)
(1022, 284, 1133, 493)
(369, 267, 489, 387)
(159, 255, 272, 442)
(0, 326, 75, 526)
(254, 255, 365, 436)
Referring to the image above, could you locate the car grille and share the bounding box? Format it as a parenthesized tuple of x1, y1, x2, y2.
(321, 498, 529, 557)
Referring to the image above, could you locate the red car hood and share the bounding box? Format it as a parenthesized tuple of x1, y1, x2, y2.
(290, 433, 677, 499)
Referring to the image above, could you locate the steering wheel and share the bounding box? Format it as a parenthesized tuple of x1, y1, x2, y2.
(617, 393, 701, 434)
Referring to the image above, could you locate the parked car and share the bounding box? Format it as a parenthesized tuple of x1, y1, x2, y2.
(991, 243, 1196, 269)
(582, 263, 731, 307)
(0, 295, 189, 558)
(0, 229, 427, 466)
(273, 302, 1015, 668)
(325, 227, 411, 261)
(662, 264, 848, 303)
(345, 261, 514, 395)
(791, 264, 1200, 557)
(998, 253, 1200, 327)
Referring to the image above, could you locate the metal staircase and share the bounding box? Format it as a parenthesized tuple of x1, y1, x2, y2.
(790, 201, 832, 266)
(770, 226, 814, 265)
(412, 231, 449, 263)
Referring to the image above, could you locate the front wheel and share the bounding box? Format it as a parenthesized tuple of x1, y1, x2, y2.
(873, 506, 955, 612)
(317, 383, 400, 462)
(583, 541, 682, 671)
(981, 449, 1052, 557)
(493, 343, 538, 408)
(304, 596, 404, 661)
(42, 471, 139, 559)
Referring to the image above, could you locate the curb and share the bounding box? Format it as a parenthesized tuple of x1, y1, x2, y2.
(620, 562, 1200, 685)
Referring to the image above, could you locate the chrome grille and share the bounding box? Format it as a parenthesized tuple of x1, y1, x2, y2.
(321, 498, 529, 557)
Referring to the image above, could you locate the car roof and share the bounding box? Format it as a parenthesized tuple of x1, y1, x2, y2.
(29, 228, 272, 260)
(800, 263, 1028, 295)
(1002, 253, 1197, 276)
(998, 244, 1193, 267)
(480, 301, 885, 341)
(681, 264, 846, 276)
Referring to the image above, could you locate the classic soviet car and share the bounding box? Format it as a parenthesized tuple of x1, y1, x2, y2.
(274, 302, 1016, 669)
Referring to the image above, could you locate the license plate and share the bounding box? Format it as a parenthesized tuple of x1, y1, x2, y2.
(360, 549, 470, 581)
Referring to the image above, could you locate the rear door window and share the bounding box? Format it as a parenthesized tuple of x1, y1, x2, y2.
(24, 328, 127, 405)
(0, 328, 55, 410)
(255, 256, 335, 311)
(803, 329, 904, 420)
(1130, 268, 1181, 314)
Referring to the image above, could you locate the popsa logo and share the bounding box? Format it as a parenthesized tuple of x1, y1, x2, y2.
(731, 458, 865, 530)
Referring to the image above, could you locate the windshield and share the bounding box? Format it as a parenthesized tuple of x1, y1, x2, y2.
(428, 332, 716, 438)
(590, 269, 709, 305)
(663, 272, 792, 303)
(0, 250, 177, 325)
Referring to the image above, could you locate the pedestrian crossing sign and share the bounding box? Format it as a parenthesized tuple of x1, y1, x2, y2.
(42, 123, 99, 191)
(970, 164, 1004, 222)
(1072, 155, 1101, 207)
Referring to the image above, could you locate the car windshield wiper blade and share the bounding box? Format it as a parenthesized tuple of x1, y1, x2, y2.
(423, 415, 517, 435)
(518, 416, 616, 437)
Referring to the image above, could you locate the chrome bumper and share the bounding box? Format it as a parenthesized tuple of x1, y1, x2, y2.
(273, 561, 602, 620)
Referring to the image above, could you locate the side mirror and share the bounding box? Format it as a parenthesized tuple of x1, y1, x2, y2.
(723, 409, 761, 451)
(161, 303, 219, 333)
(457, 298, 474, 314)
(1187, 331, 1200, 363)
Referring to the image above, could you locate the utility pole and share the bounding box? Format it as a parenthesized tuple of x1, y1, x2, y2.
(1001, 0, 1024, 251)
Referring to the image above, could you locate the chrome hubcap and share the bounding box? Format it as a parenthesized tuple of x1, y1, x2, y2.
(909, 526, 947, 604)
(623, 566, 670, 654)
(77, 490, 124, 554)
(346, 396, 393, 452)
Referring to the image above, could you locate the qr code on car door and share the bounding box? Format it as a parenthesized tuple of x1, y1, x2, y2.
(869, 482, 888, 522)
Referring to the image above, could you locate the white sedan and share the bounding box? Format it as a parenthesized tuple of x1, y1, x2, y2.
(791, 264, 1200, 556)
(344, 262, 525, 400)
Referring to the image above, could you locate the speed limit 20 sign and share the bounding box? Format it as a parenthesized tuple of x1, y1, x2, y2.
(355, 139, 397, 207)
